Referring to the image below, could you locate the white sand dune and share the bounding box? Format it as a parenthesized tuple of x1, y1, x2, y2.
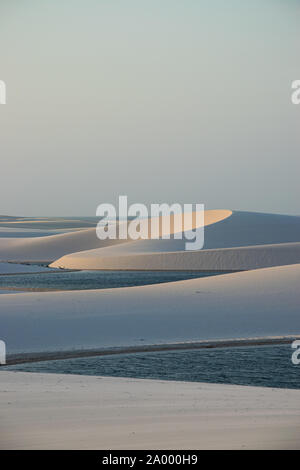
(0, 226, 91, 238)
(0, 209, 229, 263)
(51, 241, 300, 271)
(1, 210, 299, 268)
(0, 227, 129, 263)
(50, 210, 300, 271)
(1, 212, 299, 450)
(0, 216, 97, 229)
(1, 371, 300, 450)
(1, 264, 299, 354)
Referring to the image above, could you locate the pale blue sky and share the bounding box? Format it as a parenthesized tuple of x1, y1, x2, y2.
(0, 0, 299, 216)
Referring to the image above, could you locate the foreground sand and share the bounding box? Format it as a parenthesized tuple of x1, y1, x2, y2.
(0, 371, 300, 449)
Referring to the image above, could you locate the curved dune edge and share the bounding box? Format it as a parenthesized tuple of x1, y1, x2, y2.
(0, 227, 129, 262)
(50, 241, 300, 271)
(1, 264, 300, 354)
(50, 210, 300, 270)
(2, 210, 300, 265)
(157, 209, 232, 235)
(127, 209, 232, 237)
(0, 210, 232, 262)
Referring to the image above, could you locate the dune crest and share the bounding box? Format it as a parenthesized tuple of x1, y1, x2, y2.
(50, 211, 300, 270)
(0, 228, 129, 263)
(0, 209, 232, 263)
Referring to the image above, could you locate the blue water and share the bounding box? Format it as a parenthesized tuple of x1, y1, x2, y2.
(3, 345, 300, 389)
(0, 270, 225, 291)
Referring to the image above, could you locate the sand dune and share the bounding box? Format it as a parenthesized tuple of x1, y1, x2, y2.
(1, 211, 299, 451)
(1, 264, 299, 355)
(0, 216, 97, 230)
(0, 209, 230, 263)
(1, 371, 300, 450)
(2, 210, 299, 267)
(0, 227, 129, 263)
(50, 210, 300, 270)
(0, 228, 76, 239)
(51, 241, 300, 271)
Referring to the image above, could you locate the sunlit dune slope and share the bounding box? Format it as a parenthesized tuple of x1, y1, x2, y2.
(50, 211, 300, 270)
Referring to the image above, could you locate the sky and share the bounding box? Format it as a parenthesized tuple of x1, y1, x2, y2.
(0, 0, 299, 216)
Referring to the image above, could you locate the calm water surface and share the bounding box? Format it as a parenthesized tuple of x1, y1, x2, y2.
(0, 270, 226, 291)
(3, 345, 300, 389)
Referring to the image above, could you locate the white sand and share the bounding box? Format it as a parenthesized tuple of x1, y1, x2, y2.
(0, 209, 230, 263)
(1, 210, 299, 267)
(1, 211, 300, 450)
(0, 371, 299, 450)
(0, 227, 127, 262)
(51, 241, 300, 271)
(0, 228, 70, 238)
(50, 211, 300, 270)
(1, 264, 300, 354)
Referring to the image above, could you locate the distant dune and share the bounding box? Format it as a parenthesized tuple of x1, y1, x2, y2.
(0, 227, 128, 263)
(0, 215, 97, 230)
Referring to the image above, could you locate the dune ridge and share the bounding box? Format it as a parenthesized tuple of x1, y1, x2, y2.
(0, 209, 231, 263)
(50, 241, 300, 271)
(2, 210, 299, 267)
(50, 210, 300, 270)
(0, 227, 129, 262)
